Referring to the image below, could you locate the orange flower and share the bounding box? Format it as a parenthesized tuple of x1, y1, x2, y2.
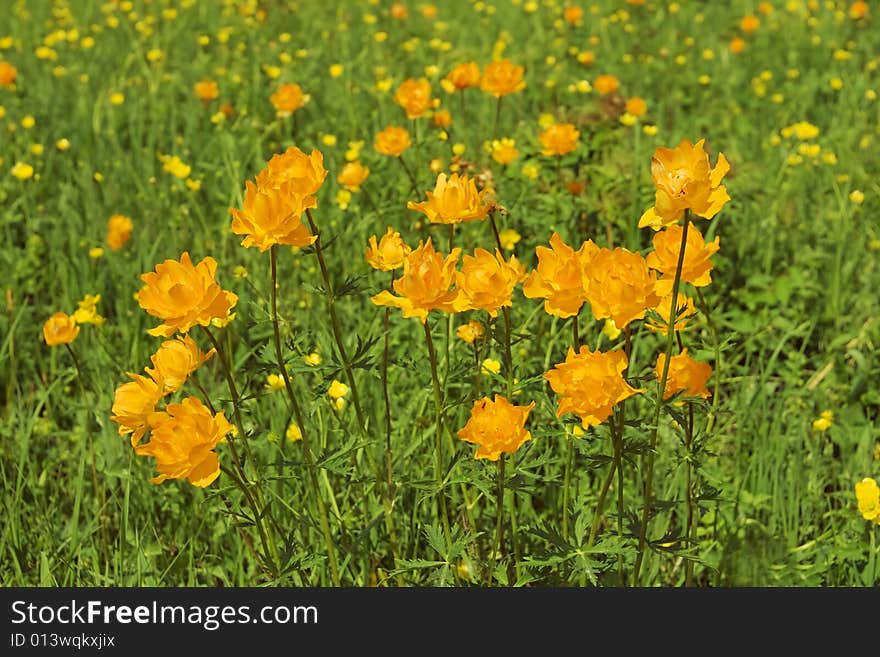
(656, 349, 712, 403)
(145, 334, 216, 393)
(458, 395, 535, 461)
(740, 15, 760, 33)
(337, 161, 370, 191)
(646, 224, 720, 291)
(256, 146, 327, 197)
(625, 96, 647, 117)
(106, 214, 134, 249)
(229, 181, 317, 251)
(432, 109, 452, 128)
(407, 172, 490, 224)
(480, 59, 526, 97)
(137, 252, 239, 337)
(522, 233, 597, 318)
(135, 397, 232, 487)
(645, 292, 697, 335)
(638, 139, 730, 230)
(111, 372, 165, 446)
(365, 227, 411, 271)
(563, 5, 583, 24)
(453, 248, 525, 317)
(374, 126, 412, 157)
(0, 61, 17, 87)
(394, 78, 434, 119)
(729, 37, 746, 54)
(849, 1, 869, 19)
(545, 346, 643, 429)
(539, 122, 580, 156)
(370, 238, 460, 323)
(390, 2, 409, 19)
(194, 80, 219, 103)
(445, 61, 481, 90)
(457, 320, 485, 343)
(43, 312, 79, 346)
(594, 74, 620, 95)
(270, 82, 308, 117)
(585, 247, 661, 328)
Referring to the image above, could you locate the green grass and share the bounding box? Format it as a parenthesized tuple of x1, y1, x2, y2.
(1, 0, 878, 587)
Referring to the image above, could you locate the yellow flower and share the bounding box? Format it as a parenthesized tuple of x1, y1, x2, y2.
(265, 373, 286, 392)
(371, 238, 461, 323)
(146, 335, 215, 393)
(545, 346, 643, 428)
(393, 78, 434, 119)
(109, 92, 125, 105)
(257, 146, 327, 197)
(445, 61, 481, 90)
(328, 379, 349, 399)
(55, 138, 71, 151)
(740, 14, 760, 32)
(458, 395, 535, 461)
(161, 155, 191, 179)
(229, 181, 317, 252)
(407, 172, 490, 224)
(655, 349, 712, 403)
(563, 5, 584, 24)
(523, 233, 596, 318)
(638, 139, 730, 230)
(646, 292, 697, 335)
(481, 358, 502, 375)
(366, 227, 412, 271)
(0, 60, 16, 87)
(374, 126, 412, 157)
(337, 161, 370, 191)
(137, 252, 239, 337)
(270, 82, 309, 117)
(498, 228, 521, 250)
(329, 63, 344, 78)
(602, 319, 621, 341)
(135, 397, 232, 487)
(72, 293, 105, 326)
(457, 320, 485, 344)
(194, 80, 219, 103)
(432, 109, 452, 128)
(111, 372, 165, 447)
(43, 312, 79, 346)
(593, 74, 620, 95)
(286, 423, 303, 442)
(812, 410, 833, 432)
(89, 247, 104, 259)
(849, 190, 865, 205)
(538, 122, 580, 156)
(304, 352, 321, 366)
(849, 1, 869, 20)
(855, 477, 880, 523)
(106, 214, 133, 249)
(453, 248, 526, 317)
(488, 138, 519, 165)
(480, 59, 526, 97)
(645, 224, 720, 291)
(585, 247, 661, 328)
(11, 162, 34, 180)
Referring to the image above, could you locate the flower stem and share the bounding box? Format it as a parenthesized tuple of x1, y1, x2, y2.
(632, 210, 692, 586)
(489, 456, 506, 585)
(269, 245, 340, 586)
(684, 402, 696, 587)
(382, 271, 402, 582)
(493, 96, 503, 140)
(586, 458, 617, 550)
(423, 320, 453, 554)
(397, 154, 420, 197)
(695, 287, 721, 434)
(562, 311, 580, 542)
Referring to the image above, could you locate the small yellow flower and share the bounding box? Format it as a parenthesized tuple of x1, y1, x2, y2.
(89, 247, 104, 259)
(498, 228, 521, 251)
(829, 77, 843, 90)
(265, 373, 286, 392)
(521, 163, 539, 179)
(329, 64, 344, 78)
(481, 358, 501, 375)
(21, 115, 35, 129)
(328, 379, 349, 399)
(322, 134, 337, 147)
(812, 410, 833, 432)
(146, 48, 163, 62)
(304, 352, 321, 366)
(602, 319, 621, 341)
(849, 190, 865, 204)
(642, 124, 659, 136)
(286, 423, 303, 442)
(55, 136, 70, 150)
(233, 265, 248, 279)
(334, 397, 347, 411)
(11, 162, 34, 180)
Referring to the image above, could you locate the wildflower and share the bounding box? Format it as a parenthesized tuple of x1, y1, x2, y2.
(161, 155, 191, 179)
(194, 80, 219, 103)
(432, 109, 452, 128)
(585, 247, 661, 328)
(656, 350, 712, 403)
(521, 162, 539, 179)
(602, 319, 621, 341)
(458, 395, 535, 461)
(522, 232, 596, 318)
(729, 37, 746, 53)
(625, 96, 647, 117)
(135, 397, 232, 487)
(855, 478, 880, 523)
(89, 247, 104, 259)
(56, 138, 71, 151)
(109, 92, 125, 105)
(545, 346, 643, 428)
(445, 62, 481, 90)
(304, 352, 321, 366)
(812, 410, 833, 432)
(394, 78, 434, 119)
(286, 423, 303, 442)
(229, 181, 316, 252)
(72, 294, 104, 326)
(538, 122, 580, 156)
(270, 82, 308, 117)
(480, 59, 526, 97)
(646, 224, 720, 290)
(453, 248, 525, 317)
(106, 214, 133, 249)
(43, 312, 79, 346)
(328, 379, 349, 399)
(0, 61, 16, 87)
(337, 161, 370, 191)
(111, 372, 165, 446)
(257, 146, 326, 197)
(371, 238, 461, 323)
(407, 172, 490, 224)
(137, 252, 239, 337)
(849, 1, 869, 19)
(329, 63, 344, 78)
(849, 190, 865, 205)
(481, 358, 502, 375)
(146, 335, 215, 393)
(638, 139, 730, 230)
(366, 227, 411, 271)
(457, 320, 484, 343)
(11, 162, 34, 180)
(646, 292, 697, 335)
(740, 15, 760, 32)
(563, 5, 583, 24)
(593, 74, 620, 95)
(265, 373, 286, 392)
(374, 126, 412, 156)
(498, 228, 521, 250)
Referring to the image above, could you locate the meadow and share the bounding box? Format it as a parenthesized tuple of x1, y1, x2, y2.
(1, 0, 879, 587)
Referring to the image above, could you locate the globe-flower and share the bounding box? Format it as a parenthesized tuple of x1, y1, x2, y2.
(137, 252, 239, 337)
(111, 372, 165, 446)
(594, 74, 620, 95)
(488, 138, 519, 164)
(371, 238, 461, 323)
(270, 82, 308, 117)
(539, 122, 580, 156)
(337, 161, 370, 191)
(458, 395, 535, 461)
(646, 224, 720, 291)
(523, 233, 596, 318)
(655, 349, 712, 403)
(453, 248, 526, 317)
(432, 109, 452, 128)
(480, 59, 526, 97)
(43, 312, 79, 346)
(445, 61, 481, 90)
(0, 61, 17, 87)
(365, 227, 411, 271)
(545, 346, 643, 429)
(229, 180, 317, 251)
(645, 292, 697, 335)
(563, 5, 584, 24)
(585, 247, 661, 328)
(855, 477, 880, 523)
(393, 78, 434, 119)
(374, 126, 412, 157)
(135, 397, 232, 487)
(106, 214, 133, 249)
(194, 80, 219, 103)
(639, 139, 730, 230)
(407, 172, 490, 224)
(145, 334, 215, 393)
(256, 146, 327, 197)
(625, 96, 647, 117)
(457, 320, 485, 343)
